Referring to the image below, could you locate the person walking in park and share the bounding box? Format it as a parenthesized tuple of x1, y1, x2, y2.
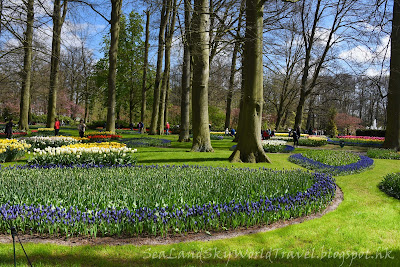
(54, 118, 60, 136)
(293, 129, 299, 146)
(166, 121, 170, 135)
(5, 119, 13, 139)
(78, 119, 86, 138)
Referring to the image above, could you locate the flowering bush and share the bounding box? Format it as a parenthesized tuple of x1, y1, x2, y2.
(0, 165, 336, 237)
(379, 173, 400, 200)
(367, 149, 400, 160)
(289, 150, 373, 175)
(20, 136, 80, 150)
(29, 142, 137, 166)
(0, 139, 31, 162)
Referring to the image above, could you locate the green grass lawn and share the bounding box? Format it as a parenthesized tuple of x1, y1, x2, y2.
(0, 133, 399, 266)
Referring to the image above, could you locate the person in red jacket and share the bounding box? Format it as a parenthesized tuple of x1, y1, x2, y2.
(54, 118, 60, 136)
(166, 122, 170, 135)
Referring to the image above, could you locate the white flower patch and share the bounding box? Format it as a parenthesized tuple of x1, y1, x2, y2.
(262, 140, 287, 146)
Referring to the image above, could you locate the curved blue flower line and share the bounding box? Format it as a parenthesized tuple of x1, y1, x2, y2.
(327, 138, 383, 148)
(288, 153, 374, 175)
(0, 172, 335, 235)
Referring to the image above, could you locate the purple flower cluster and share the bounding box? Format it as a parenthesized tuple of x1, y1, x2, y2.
(289, 153, 374, 175)
(0, 171, 336, 236)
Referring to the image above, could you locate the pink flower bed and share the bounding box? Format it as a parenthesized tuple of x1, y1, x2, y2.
(337, 135, 385, 141)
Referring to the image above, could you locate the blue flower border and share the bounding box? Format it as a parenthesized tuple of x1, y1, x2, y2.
(289, 153, 374, 175)
(0, 164, 336, 236)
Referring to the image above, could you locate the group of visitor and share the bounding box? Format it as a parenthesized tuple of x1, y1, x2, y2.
(225, 128, 236, 137)
(261, 128, 275, 140)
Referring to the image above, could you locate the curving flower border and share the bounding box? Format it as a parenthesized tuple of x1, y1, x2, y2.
(327, 138, 383, 148)
(289, 153, 374, 175)
(0, 164, 336, 237)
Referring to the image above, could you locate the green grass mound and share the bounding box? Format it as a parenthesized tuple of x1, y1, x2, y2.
(379, 173, 400, 200)
(0, 165, 335, 237)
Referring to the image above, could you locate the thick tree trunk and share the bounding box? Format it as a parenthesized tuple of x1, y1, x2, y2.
(46, 0, 68, 128)
(149, 0, 170, 135)
(164, 79, 170, 125)
(384, 0, 400, 150)
(141, 10, 150, 125)
(191, 0, 213, 152)
(294, 88, 306, 130)
(158, 0, 177, 135)
(106, 0, 122, 132)
(178, 0, 192, 142)
(19, 0, 34, 131)
(229, 0, 270, 163)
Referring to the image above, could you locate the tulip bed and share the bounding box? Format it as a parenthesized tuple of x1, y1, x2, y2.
(379, 173, 400, 200)
(298, 137, 328, 147)
(0, 165, 336, 237)
(328, 137, 383, 147)
(289, 150, 374, 175)
(262, 140, 294, 153)
(28, 142, 137, 166)
(0, 139, 31, 162)
(20, 136, 80, 150)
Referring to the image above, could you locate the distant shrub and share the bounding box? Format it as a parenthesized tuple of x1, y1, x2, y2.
(356, 129, 385, 137)
(379, 173, 400, 200)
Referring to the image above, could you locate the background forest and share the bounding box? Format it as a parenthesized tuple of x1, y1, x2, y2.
(0, 0, 393, 135)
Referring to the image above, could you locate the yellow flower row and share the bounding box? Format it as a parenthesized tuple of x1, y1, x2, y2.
(64, 142, 126, 149)
(85, 131, 116, 136)
(38, 128, 55, 132)
(275, 133, 309, 137)
(307, 136, 327, 141)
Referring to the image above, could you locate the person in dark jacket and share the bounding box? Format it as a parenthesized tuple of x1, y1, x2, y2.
(5, 119, 13, 139)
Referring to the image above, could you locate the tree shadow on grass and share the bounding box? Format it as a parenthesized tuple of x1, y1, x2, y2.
(138, 157, 228, 164)
(0, 249, 398, 266)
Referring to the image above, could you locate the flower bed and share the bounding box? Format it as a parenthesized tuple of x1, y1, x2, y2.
(338, 135, 385, 141)
(121, 137, 171, 147)
(31, 128, 55, 136)
(298, 137, 327, 147)
(262, 140, 294, 153)
(328, 137, 383, 147)
(289, 150, 374, 175)
(29, 142, 136, 166)
(86, 134, 122, 142)
(367, 148, 400, 160)
(20, 136, 80, 150)
(274, 133, 309, 137)
(0, 165, 336, 237)
(0, 139, 31, 162)
(379, 173, 400, 200)
(0, 132, 27, 138)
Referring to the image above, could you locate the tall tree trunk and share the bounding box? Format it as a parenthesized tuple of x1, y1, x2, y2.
(19, 0, 34, 131)
(149, 0, 171, 135)
(106, 0, 122, 132)
(384, 0, 400, 150)
(190, 0, 213, 152)
(164, 79, 170, 125)
(158, 0, 177, 135)
(229, 0, 270, 163)
(141, 10, 150, 125)
(224, 0, 244, 130)
(178, 0, 192, 142)
(46, 0, 68, 128)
